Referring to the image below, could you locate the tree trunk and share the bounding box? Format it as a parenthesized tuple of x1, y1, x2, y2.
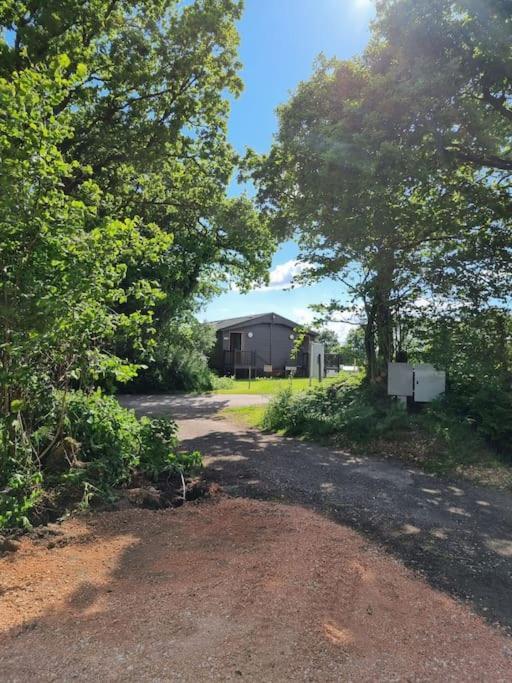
(364, 300, 378, 383)
(364, 257, 395, 384)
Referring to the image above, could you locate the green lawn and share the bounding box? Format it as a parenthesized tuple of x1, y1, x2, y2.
(213, 371, 362, 395)
(221, 404, 267, 428)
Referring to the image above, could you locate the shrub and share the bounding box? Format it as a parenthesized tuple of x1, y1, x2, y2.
(432, 383, 512, 459)
(0, 390, 203, 530)
(139, 418, 201, 481)
(210, 374, 236, 390)
(127, 316, 216, 393)
(64, 391, 203, 492)
(62, 391, 143, 491)
(0, 470, 44, 530)
(262, 381, 408, 442)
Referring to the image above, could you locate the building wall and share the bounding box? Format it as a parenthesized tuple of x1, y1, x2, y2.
(213, 319, 311, 375)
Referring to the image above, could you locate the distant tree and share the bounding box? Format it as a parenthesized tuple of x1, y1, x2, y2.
(317, 329, 341, 354)
(339, 328, 366, 367)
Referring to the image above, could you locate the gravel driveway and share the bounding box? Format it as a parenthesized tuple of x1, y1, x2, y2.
(120, 393, 512, 632)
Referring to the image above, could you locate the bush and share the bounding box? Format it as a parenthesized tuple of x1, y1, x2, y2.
(63, 391, 203, 494)
(0, 390, 202, 530)
(139, 418, 201, 481)
(210, 374, 236, 390)
(64, 391, 143, 491)
(433, 383, 512, 459)
(127, 316, 216, 393)
(262, 381, 409, 441)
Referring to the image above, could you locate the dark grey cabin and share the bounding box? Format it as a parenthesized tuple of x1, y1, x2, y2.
(209, 312, 319, 377)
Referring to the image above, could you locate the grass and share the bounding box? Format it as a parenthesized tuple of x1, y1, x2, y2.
(212, 371, 363, 395)
(221, 404, 267, 429)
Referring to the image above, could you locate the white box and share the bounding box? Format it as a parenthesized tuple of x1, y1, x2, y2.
(414, 366, 446, 402)
(388, 362, 414, 397)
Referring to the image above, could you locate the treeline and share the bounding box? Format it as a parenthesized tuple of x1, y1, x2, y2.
(0, 0, 271, 528)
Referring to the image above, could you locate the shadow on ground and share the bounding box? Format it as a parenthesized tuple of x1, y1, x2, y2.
(179, 424, 512, 632)
(2, 500, 511, 680)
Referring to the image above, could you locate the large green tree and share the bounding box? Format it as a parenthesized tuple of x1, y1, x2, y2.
(248, 0, 511, 382)
(0, 0, 273, 323)
(249, 56, 509, 380)
(0, 56, 171, 461)
(375, 0, 511, 175)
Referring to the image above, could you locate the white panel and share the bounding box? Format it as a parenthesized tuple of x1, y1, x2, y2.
(414, 369, 446, 402)
(309, 342, 325, 379)
(387, 362, 414, 397)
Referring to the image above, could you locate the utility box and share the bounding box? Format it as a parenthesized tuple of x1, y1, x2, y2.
(413, 365, 446, 403)
(388, 362, 446, 403)
(388, 362, 414, 398)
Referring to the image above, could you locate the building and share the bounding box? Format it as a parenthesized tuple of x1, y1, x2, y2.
(209, 312, 323, 377)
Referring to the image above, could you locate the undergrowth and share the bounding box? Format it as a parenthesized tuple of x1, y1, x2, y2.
(0, 390, 202, 531)
(261, 379, 512, 486)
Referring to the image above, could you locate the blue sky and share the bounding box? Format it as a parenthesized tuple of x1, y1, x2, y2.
(202, 0, 376, 339)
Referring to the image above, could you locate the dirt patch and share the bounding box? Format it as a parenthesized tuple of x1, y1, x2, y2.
(1, 497, 511, 681)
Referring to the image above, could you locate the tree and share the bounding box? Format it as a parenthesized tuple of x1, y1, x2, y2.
(317, 329, 341, 354)
(248, 56, 506, 381)
(0, 0, 273, 327)
(339, 328, 366, 367)
(374, 0, 511, 175)
(0, 57, 171, 463)
(248, 0, 511, 383)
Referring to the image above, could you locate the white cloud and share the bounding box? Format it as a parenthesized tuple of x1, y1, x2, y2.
(254, 259, 310, 292)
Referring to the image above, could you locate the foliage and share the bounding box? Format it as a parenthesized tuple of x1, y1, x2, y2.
(262, 381, 408, 441)
(63, 391, 144, 491)
(403, 310, 512, 456)
(65, 391, 203, 490)
(0, 0, 274, 323)
(409, 310, 511, 388)
(246, 1, 511, 382)
(210, 374, 237, 390)
(317, 329, 341, 353)
(0, 390, 203, 530)
(213, 372, 362, 395)
(375, 0, 511, 177)
(260, 377, 511, 478)
(128, 316, 216, 393)
(0, 2, 264, 528)
(338, 328, 366, 366)
(139, 418, 202, 482)
(0, 58, 171, 465)
(0, 468, 44, 531)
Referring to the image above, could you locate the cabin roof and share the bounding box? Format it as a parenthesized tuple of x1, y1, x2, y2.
(209, 312, 317, 335)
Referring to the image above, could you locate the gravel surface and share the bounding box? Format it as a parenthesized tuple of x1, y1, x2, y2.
(120, 393, 512, 632)
(2, 499, 512, 682)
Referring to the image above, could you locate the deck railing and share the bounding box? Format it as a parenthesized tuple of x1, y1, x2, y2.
(223, 350, 257, 369)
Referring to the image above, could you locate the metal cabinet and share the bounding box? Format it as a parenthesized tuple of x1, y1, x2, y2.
(388, 362, 446, 403)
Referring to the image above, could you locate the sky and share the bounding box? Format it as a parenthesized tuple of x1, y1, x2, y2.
(201, 0, 376, 339)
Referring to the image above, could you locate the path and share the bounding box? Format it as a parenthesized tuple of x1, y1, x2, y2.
(3, 500, 512, 681)
(121, 393, 512, 631)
